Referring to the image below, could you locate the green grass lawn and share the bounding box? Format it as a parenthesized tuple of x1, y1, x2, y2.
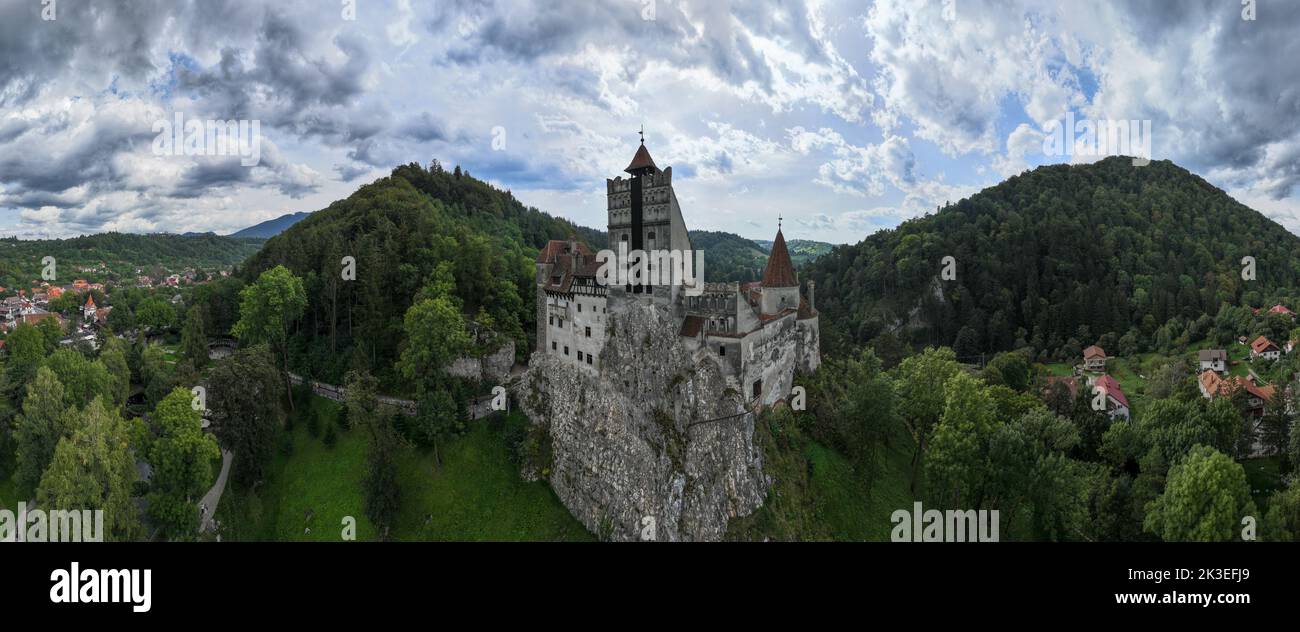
(392, 420, 592, 541)
(727, 411, 917, 541)
(806, 433, 917, 541)
(215, 395, 590, 541)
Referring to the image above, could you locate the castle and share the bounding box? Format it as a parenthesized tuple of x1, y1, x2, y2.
(534, 137, 820, 406)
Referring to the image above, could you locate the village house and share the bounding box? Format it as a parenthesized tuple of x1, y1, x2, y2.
(1250, 335, 1280, 361)
(1197, 349, 1228, 373)
(1082, 345, 1107, 372)
(1253, 304, 1296, 319)
(1087, 374, 1130, 419)
(1198, 371, 1276, 418)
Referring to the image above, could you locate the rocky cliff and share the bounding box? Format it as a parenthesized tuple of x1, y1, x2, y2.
(520, 295, 767, 541)
(448, 340, 516, 384)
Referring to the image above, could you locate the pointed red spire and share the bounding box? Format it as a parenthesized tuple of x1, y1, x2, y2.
(624, 143, 657, 174)
(761, 228, 798, 287)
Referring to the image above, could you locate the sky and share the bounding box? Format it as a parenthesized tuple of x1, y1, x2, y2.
(1, 0, 1298, 244)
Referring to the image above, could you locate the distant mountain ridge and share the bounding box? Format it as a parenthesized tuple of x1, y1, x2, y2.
(689, 230, 831, 283)
(804, 156, 1300, 359)
(229, 212, 312, 238)
(753, 237, 833, 265)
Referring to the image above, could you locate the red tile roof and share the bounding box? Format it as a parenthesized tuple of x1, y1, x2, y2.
(537, 240, 600, 294)
(1269, 304, 1295, 316)
(1093, 374, 1129, 409)
(760, 229, 799, 288)
(1083, 345, 1106, 360)
(624, 143, 657, 174)
(1251, 336, 1277, 353)
(536, 240, 594, 264)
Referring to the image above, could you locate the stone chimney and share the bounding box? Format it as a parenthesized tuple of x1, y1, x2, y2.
(568, 239, 578, 269)
(808, 280, 816, 311)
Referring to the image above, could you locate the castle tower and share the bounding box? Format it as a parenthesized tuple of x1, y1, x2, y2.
(759, 227, 801, 315)
(606, 131, 693, 292)
(83, 295, 97, 322)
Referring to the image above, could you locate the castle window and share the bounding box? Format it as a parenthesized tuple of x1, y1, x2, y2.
(585, 326, 591, 338)
(548, 315, 554, 325)
(719, 346, 725, 356)
(551, 341, 556, 351)
(586, 355, 593, 365)
(558, 318, 564, 328)
(578, 303, 582, 312)
(752, 380, 762, 399)
(564, 346, 569, 356)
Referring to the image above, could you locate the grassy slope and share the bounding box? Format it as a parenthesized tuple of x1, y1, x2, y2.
(727, 413, 917, 541)
(215, 395, 590, 541)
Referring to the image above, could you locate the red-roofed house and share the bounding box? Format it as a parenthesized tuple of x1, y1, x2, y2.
(1089, 374, 1130, 420)
(1250, 336, 1280, 361)
(1200, 371, 1275, 418)
(1268, 304, 1295, 318)
(1082, 345, 1107, 372)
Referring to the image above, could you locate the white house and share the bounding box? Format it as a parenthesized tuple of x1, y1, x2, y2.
(1197, 348, 1227, 373)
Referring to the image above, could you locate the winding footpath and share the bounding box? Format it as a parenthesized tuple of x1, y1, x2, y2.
(199, 449, 233, 534)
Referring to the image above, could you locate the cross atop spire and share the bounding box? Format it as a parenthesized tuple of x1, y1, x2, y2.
(778, 214, 782, 231)
(639, 124, 645, 145)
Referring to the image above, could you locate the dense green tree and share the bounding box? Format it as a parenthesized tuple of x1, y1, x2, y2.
(980, 350, 1032, 392)
(12, 368, 74, 496)
(344, 369, 379, 431)
(145, 388, 220, 540)
(232, 265, 306, 408)
(35, 317, 64, 351)
(398, 295, 471, 391)
(1262, 482, 1300, 541)
(210, 345, 284, 487)
(136, 296, 177, 331)
(180, 305, 208, 368)
(986, 408, 1088, 540)
(2, 324, 46, 401)
(926, 372, 998, 508)
(42, 349, 114, 410)
(1143, 445, 1255, 542)
(139, 344, 172, 410)
(98, 337, 131, 408)
(413, 389, 460, 462)
(106, 304, 135, 332)
(363, 413, 401, 538)
(892, 347, 963, 492)
(36, 397, 139, 541)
